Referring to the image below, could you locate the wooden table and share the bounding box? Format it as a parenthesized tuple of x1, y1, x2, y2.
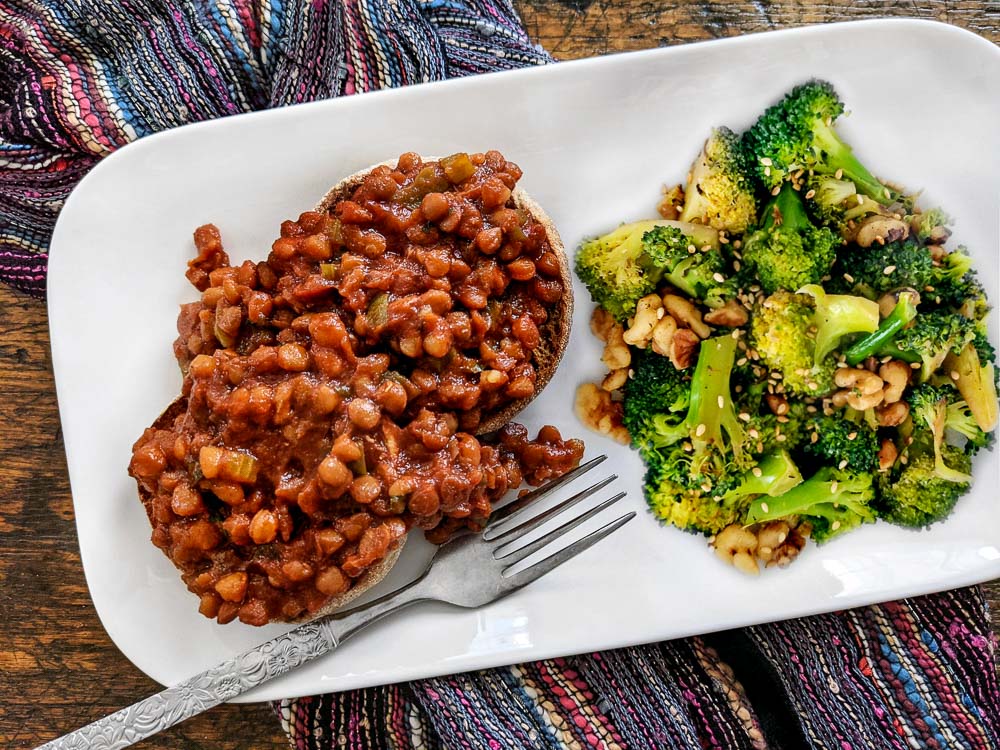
(2, 3, 997, 748)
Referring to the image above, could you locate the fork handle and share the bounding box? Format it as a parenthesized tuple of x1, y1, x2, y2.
(36, 575, 432, 750)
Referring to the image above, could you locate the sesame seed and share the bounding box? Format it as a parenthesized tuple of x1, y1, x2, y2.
(807, 405, 818, 413)
(656, 308, 665, 319)
(777, 434, 787, 442)
(760, 157, 773, 166)
(687, 244, 696, 253)
(830, 481, 839, 493)
(884, 187, 892, 200)
(738, 412, 751, 422)
(761, 501, 769, 512)
(843, 273, 855, 283)
(807, 382, 819, 390)
(777, 415, 789, 423)
(749, 429, 759, 439)
(832, 520, 841, 530)
(834, 168, 844, 179)
(733, 260, 742, 272)
(838, 459, 848, 470)
(847, 432, 857, 440)
(683, 441, 693, 452)
(718, 395, 725, 408)
(735, 385, 744, 393)
(771, 185, 781, 196)
(627, 368, 635, 378)
(719, 234, 730, 245)
(701, 245, 712, 253)
(731, 329, 741, 340)
(805, 189, 816, 199)
(811, 432, 819, 443)
(737, 357, 748, 366)
(733, 240, 742, 250)
(857, 194, 866, 205)
(905, 436, 913, 445)
(695, 423, 707, 437)
(764, 166, 772, 177)
(950, 370, 960, 381)
(883, 265, 896, 275)
(713, 272, 726, 283)
(752, 467, 763, 477)
(910, 362, 921, 369)
(900, 454, 909, 465)
(702, 482, 713, 493)
(925, 285, 936, 292)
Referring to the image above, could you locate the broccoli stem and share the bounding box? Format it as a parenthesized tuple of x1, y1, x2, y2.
(688, 335, 745, 460)
(843, 292, 919, 366)
(724, 450, 802, 500)
(812, 121, 891, 203)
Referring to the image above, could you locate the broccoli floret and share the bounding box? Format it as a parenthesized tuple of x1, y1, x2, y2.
(642, 336, 754, 492)
(645, 450, 802, 535)
(927, 247, 982, 312)
(833, 239, 933, 300)
(641, 225, 736, 308)
(907, 383, 973, 483)
(575, 220, 719, 321)
(743, 80, 899, 205)
(911, 207, 952, 244)
(875, 447, 970, 528)
(741, 183, 840, 294)
(879, 311, 976, 382)
(750, 287, 879, 395)
(804, 175, 890, 236)
(843, 289, 920, 366)
(746, 466, 876, 543)
(803, 414, 879, 472)
(679, 127, 758, 234)
(945, 399, 991, 454)
(623, 348, 690, 449)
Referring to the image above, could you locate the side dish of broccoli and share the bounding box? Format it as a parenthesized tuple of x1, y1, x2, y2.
(574, 78, 997, 575)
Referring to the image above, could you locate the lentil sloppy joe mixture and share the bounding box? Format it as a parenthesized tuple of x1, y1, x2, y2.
(129, 151, 584, 626)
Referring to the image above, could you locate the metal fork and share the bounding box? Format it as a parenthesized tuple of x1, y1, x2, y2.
(37, 456, 631, 750)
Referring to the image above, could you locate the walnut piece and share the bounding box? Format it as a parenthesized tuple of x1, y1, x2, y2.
(575, 383, 629, 444)
(669, 328, 700, 370)
(703, 299, 749, 328)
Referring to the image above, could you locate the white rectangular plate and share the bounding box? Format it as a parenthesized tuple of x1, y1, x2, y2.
(49, 19, 1000, 702)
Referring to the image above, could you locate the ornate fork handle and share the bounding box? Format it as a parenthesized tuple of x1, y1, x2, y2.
(37, 576, 430, 750)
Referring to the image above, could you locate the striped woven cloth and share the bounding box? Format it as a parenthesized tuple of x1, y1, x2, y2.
(275, 587, 1000, 749)
(2, 3, 998, 749)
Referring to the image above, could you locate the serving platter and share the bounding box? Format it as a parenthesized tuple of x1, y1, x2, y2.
(48, 19, 1000, 702)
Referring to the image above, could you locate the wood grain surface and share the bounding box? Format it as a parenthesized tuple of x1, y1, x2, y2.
(1, 3, 998, 748)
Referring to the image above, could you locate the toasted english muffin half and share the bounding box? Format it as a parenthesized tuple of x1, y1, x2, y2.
(315, 157, 572, 435)
(138, 397, 403, 623)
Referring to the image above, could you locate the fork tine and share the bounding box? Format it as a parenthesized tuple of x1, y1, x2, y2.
(493, 491, 626, 565)
(487, 455, 607, 528)
(502, 512, 636, 588)
(483, 475, 617, 542)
